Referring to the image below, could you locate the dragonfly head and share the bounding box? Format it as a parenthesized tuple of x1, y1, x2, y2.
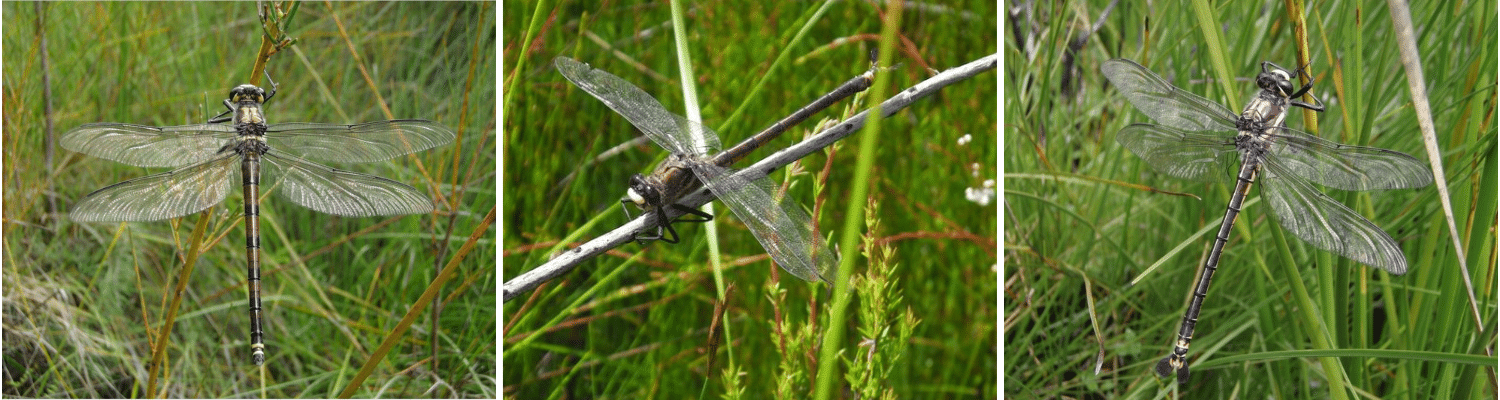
(228, 84, 270, 104)
(1256, 60, 1318, 99)
(625, 174, 661, 209)
(1256, 67, 1297, 98)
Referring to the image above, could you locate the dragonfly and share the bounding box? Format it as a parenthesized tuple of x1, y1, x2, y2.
(62, 75, 455, 366)
(554, 56, 876, 284)
(1101, 58, 1431, 384)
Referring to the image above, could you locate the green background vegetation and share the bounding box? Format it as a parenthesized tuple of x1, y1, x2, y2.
(3, 2, 496, 397)
(503, 1, 996, 398)
(1005, 1, 1496, 398)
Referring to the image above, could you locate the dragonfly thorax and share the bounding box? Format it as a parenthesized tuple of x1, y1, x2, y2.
(226, 85, 272, 134)
(1232, 132, 1273, 163)
(234, 104, 268, 134)
(1238, 89, 1291, 132)
(230, 139, 270, 157)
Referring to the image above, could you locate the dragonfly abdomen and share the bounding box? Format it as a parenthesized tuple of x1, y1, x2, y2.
(241, 150, 267, 366)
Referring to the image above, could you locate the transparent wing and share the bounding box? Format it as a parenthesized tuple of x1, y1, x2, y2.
(265, 120, 455, 163)
(60, 123, 238, 168)
(554, 56, 721, 156)
(1259, 160, 1409, 274)
(1115, 123, 1240, 182)
(262, 152, 434, 216)
(695, 163, 837, 284)
(70, 153, 238, 222)
(1101, 59, 1238, 132)
(1265, 127, 1433, 191)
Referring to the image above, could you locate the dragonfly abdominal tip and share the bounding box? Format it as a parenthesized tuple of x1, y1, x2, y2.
(1154, 357, 1172, 377)
(252, 344, 265, 366)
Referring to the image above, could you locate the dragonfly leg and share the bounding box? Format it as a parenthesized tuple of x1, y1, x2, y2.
(1291, 99, 1324, 112)
(1267, 60, 1325, 112)
(670, 204, 712, 222)
(655, 204, 712, 244)
(262, 70, 278, 103)
(619, 198, 660, 243)
(647, 206, 681, 244)
(1287, 74, 1324, 111)
(209, 99, 236, 123)
(620, 199, 681, 243)
(619, 199, 713, 244)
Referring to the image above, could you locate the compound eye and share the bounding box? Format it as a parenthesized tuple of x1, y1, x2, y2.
(1256, 74, 1276, 90)
(1267, 71, 1295, 94)
(1278, 80, 1296, 96)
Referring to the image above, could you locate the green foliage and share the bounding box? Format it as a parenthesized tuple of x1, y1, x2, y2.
(1005, 0, 1497, 398)
(3, 2, 496, 397)
(503, 1, 996, 398)
(846, 200, 921, 400)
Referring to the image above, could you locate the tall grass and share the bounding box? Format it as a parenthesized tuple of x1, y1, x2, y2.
(1004, 1, 1496, 397)
(3, 2, 496, 397)
(503, 1, 997, 398)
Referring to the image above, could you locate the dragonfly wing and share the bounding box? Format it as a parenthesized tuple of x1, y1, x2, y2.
(554, 57, 721, 156)
(1116, 123, 1240, 182)
(695, 163, 837, 284)
(262, 153, 434, 216)
(1266, 127, 1432, 191)
(1101, 59, 1238, 132)
(70, 153, 238, 222)
(1260, 161, 1409, 274)
(60, 123, 238, 168)
(266, 120, 455, 163)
